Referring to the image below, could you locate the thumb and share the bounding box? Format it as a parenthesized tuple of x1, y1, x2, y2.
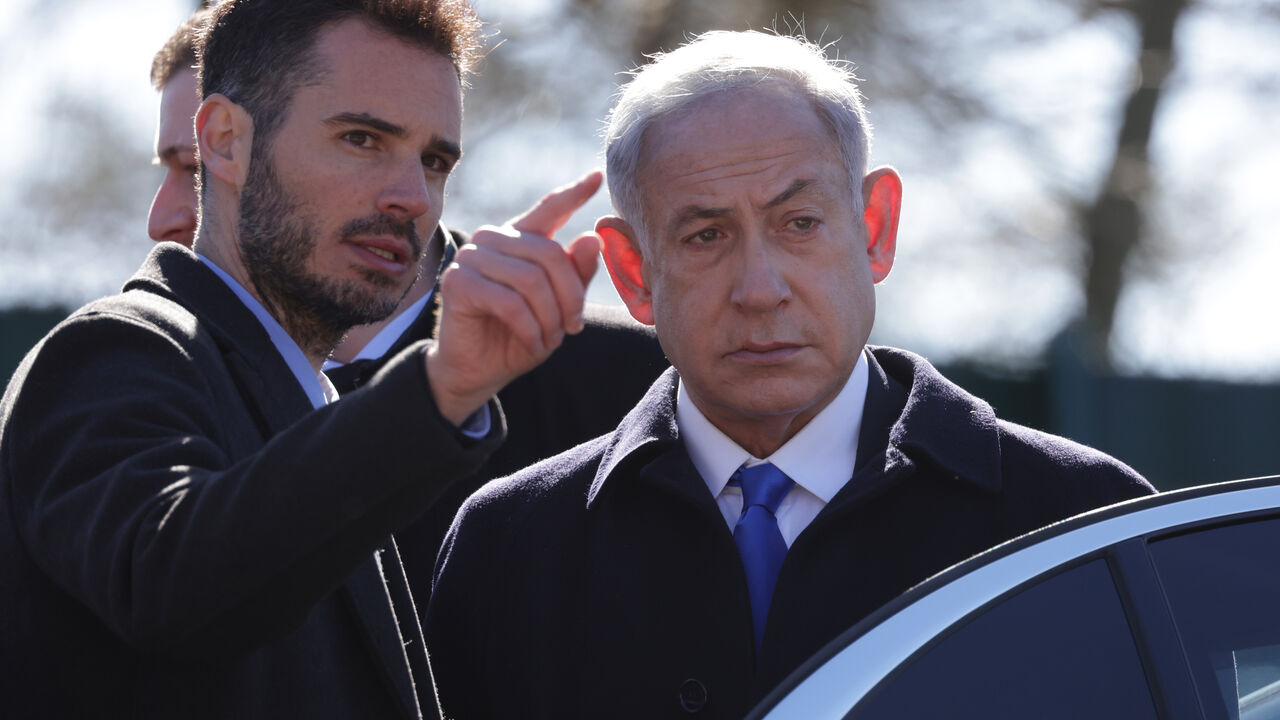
(510, 171, 603, 238)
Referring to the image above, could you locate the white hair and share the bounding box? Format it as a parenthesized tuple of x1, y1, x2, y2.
(603, 30, 873, 241)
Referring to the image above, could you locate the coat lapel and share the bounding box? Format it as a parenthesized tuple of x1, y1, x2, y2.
(343, 548, 428, 719)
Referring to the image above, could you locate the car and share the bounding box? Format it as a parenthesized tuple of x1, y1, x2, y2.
(748, 475, 1280, 720)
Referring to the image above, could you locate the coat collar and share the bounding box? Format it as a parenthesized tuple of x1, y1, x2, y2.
(587, 367, 683, 507)
(124, 243, 315, 436)
(865, 345, 1003, 493)
(587, 347, 1004, 507)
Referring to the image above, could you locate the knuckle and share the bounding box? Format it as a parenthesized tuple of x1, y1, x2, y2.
(471, 224, 517, 245)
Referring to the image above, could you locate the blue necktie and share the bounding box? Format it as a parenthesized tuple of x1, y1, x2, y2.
(730, 463, 794, 654)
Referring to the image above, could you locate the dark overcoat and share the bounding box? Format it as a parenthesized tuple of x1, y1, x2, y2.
(0, 244, 498, 718)
(426, 347, 1155, 719)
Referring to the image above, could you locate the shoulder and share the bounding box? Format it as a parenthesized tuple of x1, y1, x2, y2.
(581, 303, 653, 333)
(5, 289, 210, 407)
(572, 304, 662, 353)
(545, 303, 667, 377)
(867, 344, 1154, 509)
(997, 419, 1154, 500)
(435, 434, 609, 585)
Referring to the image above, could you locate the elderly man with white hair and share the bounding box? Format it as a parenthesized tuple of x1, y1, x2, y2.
(425, 30, 1153, 719)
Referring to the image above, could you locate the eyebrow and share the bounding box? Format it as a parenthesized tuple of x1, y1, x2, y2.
(764, 178, 815, 209)
(325, 111, 462, 163)
(668, 178, 818, 232)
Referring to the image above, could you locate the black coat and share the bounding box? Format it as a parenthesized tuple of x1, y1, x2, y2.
(0, 244, 500, 719)
(426, 347, 1155, 719)
(325, 228, 669, 598)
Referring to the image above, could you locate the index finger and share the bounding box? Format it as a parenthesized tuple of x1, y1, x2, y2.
(509, 171, 603, 239)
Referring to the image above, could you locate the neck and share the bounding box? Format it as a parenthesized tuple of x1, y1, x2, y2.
(709, 414, 815, 459)
(194, 203, 343, 371)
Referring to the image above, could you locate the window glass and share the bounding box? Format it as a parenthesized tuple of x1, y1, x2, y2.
(851, 558, 1156, 719)
(1150, 518, 1280, 720)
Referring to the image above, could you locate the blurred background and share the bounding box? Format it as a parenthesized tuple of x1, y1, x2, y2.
(1, 0, 1278, 488)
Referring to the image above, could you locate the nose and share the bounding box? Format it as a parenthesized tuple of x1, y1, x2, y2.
(147, 171, 198, 247)
(376, 159, 433, 221)
(729, 231, 792, 312)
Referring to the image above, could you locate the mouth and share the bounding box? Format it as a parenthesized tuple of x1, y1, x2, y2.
(727, 341, 805, 363)
(347, 236, 414, 275)
(364, 245, 398, 262)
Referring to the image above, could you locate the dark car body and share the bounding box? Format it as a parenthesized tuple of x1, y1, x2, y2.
(750, 475, 1280, 720)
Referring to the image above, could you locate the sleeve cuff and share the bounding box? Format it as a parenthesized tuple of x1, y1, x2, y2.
(457, 402, 492, 440)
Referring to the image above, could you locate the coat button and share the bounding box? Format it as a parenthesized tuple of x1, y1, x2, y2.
(678, 678, 708, 713)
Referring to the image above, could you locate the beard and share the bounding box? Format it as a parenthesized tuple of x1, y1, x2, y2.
(236, 149, 424, 357)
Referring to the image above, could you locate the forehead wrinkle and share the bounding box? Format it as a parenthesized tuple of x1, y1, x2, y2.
(666, 147, 806, 187)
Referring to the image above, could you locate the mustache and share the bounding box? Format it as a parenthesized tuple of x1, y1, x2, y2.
(340, 214, 424, 260)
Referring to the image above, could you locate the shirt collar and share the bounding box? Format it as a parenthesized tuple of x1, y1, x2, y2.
(322, 291, 432, 371)
(678, 351, 869, 502)
(320, 226, 453, 372)
(197, 253, 336, 409)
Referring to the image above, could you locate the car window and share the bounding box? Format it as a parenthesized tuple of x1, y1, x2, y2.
(1149, 518, 1280, 720)
(849, 558, 1157, 719)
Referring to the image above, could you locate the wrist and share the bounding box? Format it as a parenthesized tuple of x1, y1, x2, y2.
(424, 346, 494, 428)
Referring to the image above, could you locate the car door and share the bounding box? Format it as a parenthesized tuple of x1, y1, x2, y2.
(752, 477, 1280, 720)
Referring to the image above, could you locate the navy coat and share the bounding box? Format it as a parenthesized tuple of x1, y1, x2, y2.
(0, 244, 499, 718)
(426, 347, 1155, 719)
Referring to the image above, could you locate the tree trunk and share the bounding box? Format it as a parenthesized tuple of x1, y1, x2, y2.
(1081, 0, 1190, 366)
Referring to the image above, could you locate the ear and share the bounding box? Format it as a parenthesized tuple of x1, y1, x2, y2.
(195, 93, 254, 191)
(861, 166, 902, 283)
(596, 216, 654, 326)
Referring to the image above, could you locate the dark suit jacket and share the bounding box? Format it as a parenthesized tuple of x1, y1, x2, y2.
(0, 244, 500, 719)
(425, 347, 1155, 719)
(326, 229, 669, 598)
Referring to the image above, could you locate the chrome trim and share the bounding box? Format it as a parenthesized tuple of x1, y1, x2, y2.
(764, 485, 1280, 718)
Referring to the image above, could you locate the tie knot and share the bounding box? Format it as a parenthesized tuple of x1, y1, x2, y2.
(733, 463, 794, 514)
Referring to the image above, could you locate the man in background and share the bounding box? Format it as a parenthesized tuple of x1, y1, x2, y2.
(146, 8, 207, 247)
(426, 30, 1156, 718)
(144, 7, 668, 599)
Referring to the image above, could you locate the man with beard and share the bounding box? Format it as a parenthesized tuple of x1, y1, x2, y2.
(0, 0, 601, 717)
(143, 8, 667, 603)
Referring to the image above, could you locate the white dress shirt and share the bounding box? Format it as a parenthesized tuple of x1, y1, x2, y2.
(677, 351, 869, 547)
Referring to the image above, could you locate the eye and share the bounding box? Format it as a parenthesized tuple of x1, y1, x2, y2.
(686, 227, 722, 244)
(342, 130, 376, 149)
(789, 216, 819, 231)
(422, 153, 454, 174)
